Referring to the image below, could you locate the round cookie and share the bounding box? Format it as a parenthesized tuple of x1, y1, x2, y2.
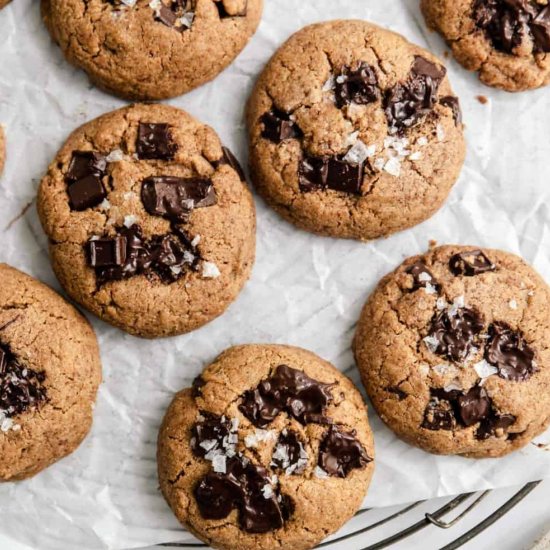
(247, 20, 465, 241)
(354, 245, 550, 458)
(421, 0, 550, 92)
(158, 344, 375, 550)
(0, 263, 101, 481)
(37, 103, 256, 338)
(41, 0, 263, 100)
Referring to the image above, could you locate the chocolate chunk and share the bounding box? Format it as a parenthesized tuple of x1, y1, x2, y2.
(141, 176, 217, 222)
(334, 62, 379, 108)
(385, 56, 446, 133)
(406, 261, 438, 291)
(217, 146, 246, 182)
(299, 155, 365, 195)
(88, 236, 127, 267)
(457, 386, 491, 427)
(477, 412, 516, 440)
(474, 0, 550, 54)
(261, 109, 302, 143)
(191, 412, 234, 458)
(192, 375, 206, 398)
(87, 224, 198, 285)
(136, 123, 177, 160)
(152, 0, 195, 31)
(428, 307, 484, 362)
(67, 174, 107, 211)
(270, 430, 308, 475)
(214, 0, 247, 18)
(318, 425, 371, 478)
(238, 365, 334, 428)
(195, 455, 291, 533)
(485, 321, 536, 381)
(439, 96, 462, 126)
(449, 250, 496, 276)
(0, 344, 47, 418)
(422, 393, 457, 431)
(66, 151, 107, 184)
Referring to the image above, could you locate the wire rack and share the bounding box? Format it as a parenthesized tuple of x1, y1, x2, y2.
(158, 481, 541, 549)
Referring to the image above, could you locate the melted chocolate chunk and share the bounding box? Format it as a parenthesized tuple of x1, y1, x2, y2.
(0, 344, 47, 418)
(422, 391, 457, 430)
(216, 146, 247, 182)
(65, 151, 107, 211)
(192, 375, 206, 398)
(191, 412, 234, 458)
(215, 0, 247, 18)
(87, 224, 198, 285)
(299, 155, 365, 194)
(439, 96, 462, 126)
(474, 0, 550, 53)
(195, 455, 291, 533)
(477, 412, 517, 440)
(152, 0, 195, 31)
(457, 386, 491, 427)
(238, 365, 334, 428)
(385, 56, 446, 133)
(136, 123, 177, 160)
(318, 425, 371, 478)
(428, 307, 484, 362)
(270, 430, 308, 475)
(334, 62, 379, 108)
(485, 321, 536, 381)
(141, 176, 217, 222)
(449, 250, 496, 276)
(406, 261, 439, 291)
(261, 109, 302, 143)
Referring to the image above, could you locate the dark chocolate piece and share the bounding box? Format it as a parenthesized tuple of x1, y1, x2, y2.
(152, 0, 195, 31)
(477, 412, 517, 440)
(422, 391, 457, 431)
(439, 96, 462, 126)
(65, 151, 107, 211)
(261, 109, 302, 144)
(88, 236, 127, 267)
(194, 455, 291, 533)
(385, 56, 446, 133)
(136, 123, 177, 160)
(474, 0, 550, 54)
(318, 425, 371, 478)
(270, 430, 308, 475)
(0, 344, 47, 418)
(217, 146, 247, 182)
(457, 386, 491, 427)
(141, 176, 217, 222)
(191, 412, 234, 458)
(299, 155, 365, 194)
(449, 250, 496, 276)
(485, 321, 536, 381)
(406, 261, 438, 291)
(334, 62, 379, 108)
(427, 307, 484, 362)
(238, 365, 335, 428)
(192, 375, 206, 398)
(66, 151, 107, 183)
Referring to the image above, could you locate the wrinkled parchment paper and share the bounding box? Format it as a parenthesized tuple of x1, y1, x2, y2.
(1, 0, 550, 548)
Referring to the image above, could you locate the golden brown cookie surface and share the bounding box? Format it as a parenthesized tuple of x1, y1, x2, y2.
(38, 103, 256, 338)
(421, 0, 550, 91)
(0, 263, 101, 481)
(247, 20, 465, 241)
(354, 245, 550, 458)
(41, 0, 263, 100)
(158, 344, 375, 550)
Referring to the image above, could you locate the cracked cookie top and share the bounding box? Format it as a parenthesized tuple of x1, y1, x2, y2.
(157, 344, 374, 550)
(421, 0, 550, 91)
(38, 103, 256, 338)
(0, 263, 101, 481)
(41, 0, 263, 100)
(247, 20, 465, 241)
(354, 245, 550, 458)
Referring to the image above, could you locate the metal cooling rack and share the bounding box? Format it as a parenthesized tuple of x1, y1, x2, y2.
(157, 481, 542, 549)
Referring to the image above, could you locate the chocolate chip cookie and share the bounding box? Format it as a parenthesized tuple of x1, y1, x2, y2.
(422, 0, 550, 91)
(158, 344, 374, 550)
(247, 20, 465, 241)
(41, 0, 263, 100)
(0, 263, 101, 481)
(354, 245, 550, 458)
(37, 103, 256, 338)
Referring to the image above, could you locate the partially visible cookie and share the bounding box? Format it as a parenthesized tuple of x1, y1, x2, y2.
(41, 0, 263, 100)
(247, 20, 465, 241)
(37, 103, 256, 338)
(0, 1, 12, 9)
(0, 126, 4, 176)
(0, 263, 101, 481)
(158, 344, 375, 550)
(421, 0, 550, 91)
(354, 245, 550, 458)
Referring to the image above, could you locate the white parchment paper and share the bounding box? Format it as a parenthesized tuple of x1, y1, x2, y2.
(1, 0, 550, 548)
